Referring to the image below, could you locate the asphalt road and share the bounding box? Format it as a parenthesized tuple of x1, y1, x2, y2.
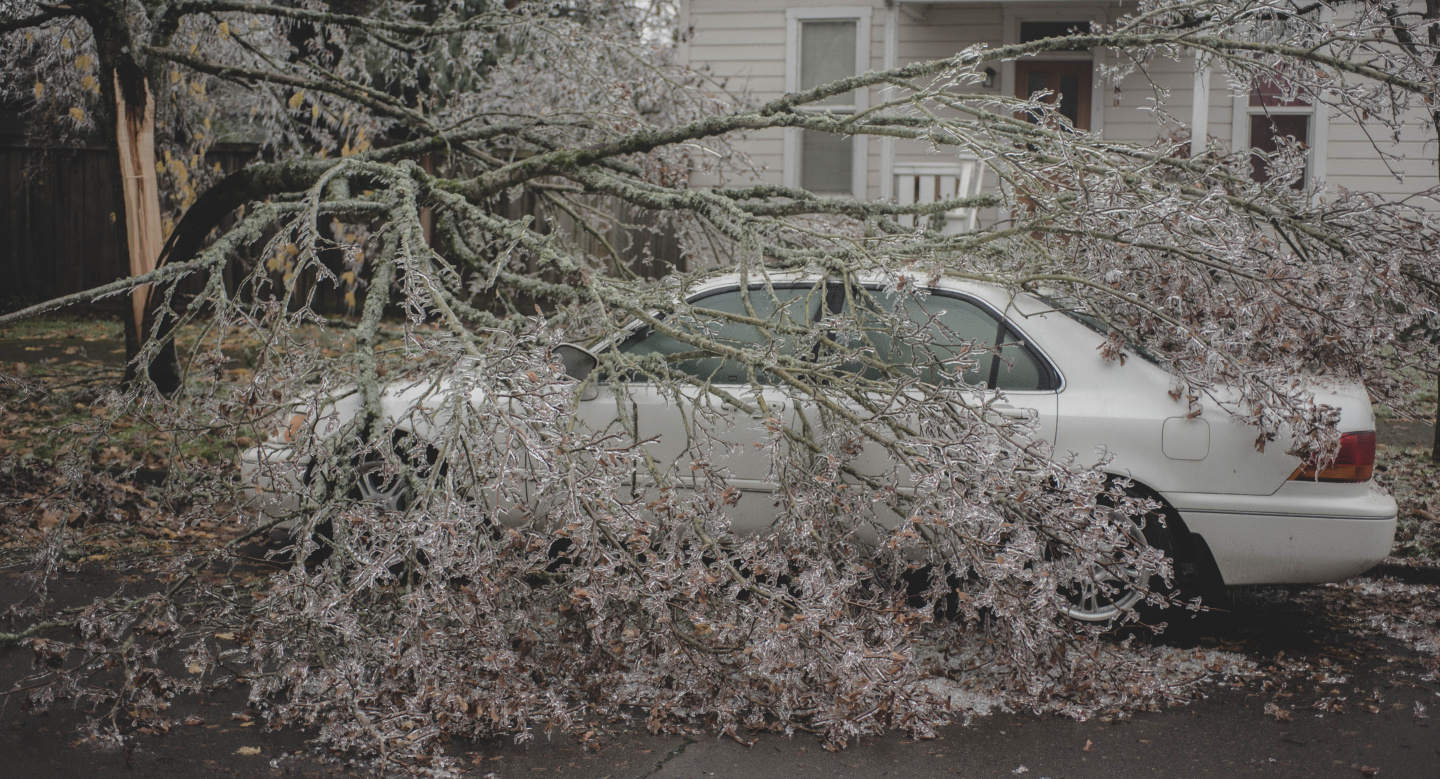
(2, 566, 1436, 779)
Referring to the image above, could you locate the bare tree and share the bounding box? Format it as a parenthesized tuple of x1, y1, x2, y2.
(2, 0, 1439, 772)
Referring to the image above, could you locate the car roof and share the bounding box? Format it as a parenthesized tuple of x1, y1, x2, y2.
(680, 270, 1053, 320)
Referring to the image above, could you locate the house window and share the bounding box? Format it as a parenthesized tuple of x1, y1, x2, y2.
(785, 8, 871, 197)
(799, 20, 856, 193)
(1231, 6, 1330, 189)
(1246, 79, 1312, 187)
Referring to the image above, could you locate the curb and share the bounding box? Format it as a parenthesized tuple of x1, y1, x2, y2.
(1362, 562, 1440, 585)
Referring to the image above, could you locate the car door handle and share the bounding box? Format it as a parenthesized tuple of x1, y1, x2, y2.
(991, 404, 1037, 420)
(750, 401, 786, 419)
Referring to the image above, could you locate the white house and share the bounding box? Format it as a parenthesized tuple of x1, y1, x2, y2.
(679, 0, 1440, 222)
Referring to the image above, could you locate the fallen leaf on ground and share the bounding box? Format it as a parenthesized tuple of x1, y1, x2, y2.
(1264, 702, 1293, 722)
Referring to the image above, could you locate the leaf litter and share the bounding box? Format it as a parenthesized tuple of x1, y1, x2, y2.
(1, 316, 1437, 768)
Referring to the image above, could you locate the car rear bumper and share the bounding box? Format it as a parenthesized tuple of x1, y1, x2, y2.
(1166, 483, 1397, 586)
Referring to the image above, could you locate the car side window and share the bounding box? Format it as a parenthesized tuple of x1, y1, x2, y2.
(616, 285, 822, 384)
(844, 289, 1052, 391)
(846, 294, 996, 385)
(994, 328, 1048, 391)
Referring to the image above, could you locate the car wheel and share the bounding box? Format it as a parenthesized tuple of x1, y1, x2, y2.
(349, 455, 412, 512)
(1059, 494, 1177, 624)
(310, 440, 437, 570)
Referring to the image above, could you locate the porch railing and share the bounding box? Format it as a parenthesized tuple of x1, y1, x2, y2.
(893, 159, 984, 234)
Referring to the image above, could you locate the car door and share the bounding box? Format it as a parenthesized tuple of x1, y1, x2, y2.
(577, 283, 826, 533)
(839, 286, 1060, 510)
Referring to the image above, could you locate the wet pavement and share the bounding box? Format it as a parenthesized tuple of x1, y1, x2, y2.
(2, 566, 1436, 779)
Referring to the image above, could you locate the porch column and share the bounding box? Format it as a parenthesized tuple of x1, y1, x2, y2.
(1190, 58, 1211, 158)
(881, 2, 899, 200)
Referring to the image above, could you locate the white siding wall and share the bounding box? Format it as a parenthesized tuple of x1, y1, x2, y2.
(686, 0, 888, 192)
(685, 0, 1440, 201)
(893, 4, 1001, 172)
(1324, 112, 1438, 197)
(1103, 50, 1197, 145)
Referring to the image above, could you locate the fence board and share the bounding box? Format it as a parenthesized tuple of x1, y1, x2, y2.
(1, 145, 121, 312)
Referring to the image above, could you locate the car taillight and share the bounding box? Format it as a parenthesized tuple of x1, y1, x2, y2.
(1289, 430, 1376, 483)
(282, 412, 308, 443)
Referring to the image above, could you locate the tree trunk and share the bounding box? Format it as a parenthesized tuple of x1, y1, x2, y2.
(1432, 372, 1439, 463)
(113, 71, 181, 395)
(419, 153, 435, 246)
(114, 72, 162, 340)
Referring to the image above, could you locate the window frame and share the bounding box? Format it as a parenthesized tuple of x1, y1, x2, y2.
(1229, 7, 1330, 189)
(783, 7, 872, 198)
(846, 284, 1063, 393)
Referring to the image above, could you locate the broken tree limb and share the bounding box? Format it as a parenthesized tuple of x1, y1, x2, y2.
(112, 71, 163, 340)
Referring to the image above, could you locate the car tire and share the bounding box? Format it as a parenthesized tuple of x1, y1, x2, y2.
(310, 437, 438, 574)
(1059, 488, 1179, 625)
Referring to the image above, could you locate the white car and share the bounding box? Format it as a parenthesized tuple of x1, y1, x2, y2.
(241, 274, 1397, 620)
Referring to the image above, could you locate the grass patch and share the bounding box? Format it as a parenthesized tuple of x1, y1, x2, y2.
(0, 314, 125, 341)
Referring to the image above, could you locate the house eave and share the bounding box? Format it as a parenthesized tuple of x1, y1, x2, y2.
(894, 0, 1120, 4)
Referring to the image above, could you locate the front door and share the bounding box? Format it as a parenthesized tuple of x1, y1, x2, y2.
(1015, 60, 1092, 131)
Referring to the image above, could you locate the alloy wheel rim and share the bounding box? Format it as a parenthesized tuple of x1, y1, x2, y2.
(1060, 509, 1151, 622)
(353, 459, 410, 512)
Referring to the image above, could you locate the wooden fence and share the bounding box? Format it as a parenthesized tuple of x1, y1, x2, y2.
(1, 145, 127, 312)
(0, 144, 263, 314)
(1, 145, 680, 317)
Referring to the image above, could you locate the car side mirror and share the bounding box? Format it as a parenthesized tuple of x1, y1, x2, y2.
(555, 343, 599, 383)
